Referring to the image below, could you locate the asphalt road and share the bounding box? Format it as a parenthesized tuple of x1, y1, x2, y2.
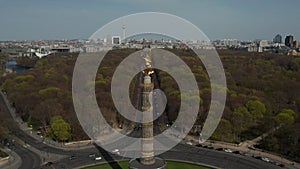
(7, 142, 41, 169)
(5, 118, 287, 169)
(39, 142, 285, 169)
(161, 144, 283, 169)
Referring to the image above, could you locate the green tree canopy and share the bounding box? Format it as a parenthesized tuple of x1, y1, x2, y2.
(275, 109, 296, 125)
(50, 116, 71, 142)
(232, 106, 251, 131)
(246, 100, 266, 123)
(212, 119, 234, 142)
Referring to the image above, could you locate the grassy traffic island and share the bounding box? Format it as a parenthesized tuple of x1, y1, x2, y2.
(81, 160, 215, 169)
(0, 150, 8, 158)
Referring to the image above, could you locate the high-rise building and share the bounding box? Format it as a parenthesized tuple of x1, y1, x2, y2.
(285, 35, 294, 48)
(112, 36, 121, 45)
(273, 34, 282, 43)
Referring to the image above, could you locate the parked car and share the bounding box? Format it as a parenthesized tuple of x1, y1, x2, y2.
(195, 144, 203, 147)
(253, 156, 262, 160)
(224, 148, 233, 153)
(216, 148, 225, 151)
(262, 157, 270, 162)
(248, 145, 256, 150)
(207, 146, 214, 149)
(186, 141, 193, 146)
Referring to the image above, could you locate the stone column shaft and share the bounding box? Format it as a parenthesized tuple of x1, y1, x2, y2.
(141, 75, 155, 165)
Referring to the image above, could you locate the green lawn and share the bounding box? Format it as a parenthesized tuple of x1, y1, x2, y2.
(0, 150, 8, 158)
(82, 160, 214, 169)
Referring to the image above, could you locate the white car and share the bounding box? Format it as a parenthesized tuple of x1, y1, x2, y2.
(224, 148, 233, 153)
(95, 156, 102, 161)
(186, 141, 193, 146)
(112, 149, 120, 155)
(88, 154, 95, 158)
(248, 145, 256, 150)
(262, 157, 270, 162)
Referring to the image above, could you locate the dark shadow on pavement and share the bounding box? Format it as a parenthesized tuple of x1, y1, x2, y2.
(93, 143, 123, 169)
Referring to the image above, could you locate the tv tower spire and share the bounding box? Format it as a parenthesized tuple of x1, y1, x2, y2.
(122, 24, 126, 43)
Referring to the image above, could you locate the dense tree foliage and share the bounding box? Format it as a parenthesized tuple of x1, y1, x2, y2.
(0, 49, 299, 161)
(257, 124, 300, 162)
(0, 53, 9, 74)
(158, 49, 300, 161)
(275, 109, 296, 125)
(1, 54, 85, 140)
(16, 56, 38, 68)
(0, 101, 17, 146)
(48, 116, 71, 142)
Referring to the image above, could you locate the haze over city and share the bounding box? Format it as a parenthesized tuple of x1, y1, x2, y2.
(1, 0, 300, 41)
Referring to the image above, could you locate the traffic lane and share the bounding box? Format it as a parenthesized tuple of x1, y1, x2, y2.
(17, 130, 79, 155)
(0, 93, 74, 156)
(13, 143, 41, 169)
(52, 146, 282, 169)
(163, 144, 283, 169)
(51, 142, 283, 169)
(70, 130, 286, 169)
(45, 149, 127, 169)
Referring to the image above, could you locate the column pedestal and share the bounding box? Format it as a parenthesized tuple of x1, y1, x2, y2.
(128, 157, 166, 169)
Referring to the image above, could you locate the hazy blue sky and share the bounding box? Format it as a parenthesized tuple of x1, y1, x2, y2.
(1, 0, 299, 41)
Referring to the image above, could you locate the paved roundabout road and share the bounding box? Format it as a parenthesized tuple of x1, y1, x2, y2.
(39, 143, 285, 169)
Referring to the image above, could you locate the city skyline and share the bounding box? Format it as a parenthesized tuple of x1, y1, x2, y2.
(1, 0, 300, 41)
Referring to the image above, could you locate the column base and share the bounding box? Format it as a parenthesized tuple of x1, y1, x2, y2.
(128, 157, 166, 169)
